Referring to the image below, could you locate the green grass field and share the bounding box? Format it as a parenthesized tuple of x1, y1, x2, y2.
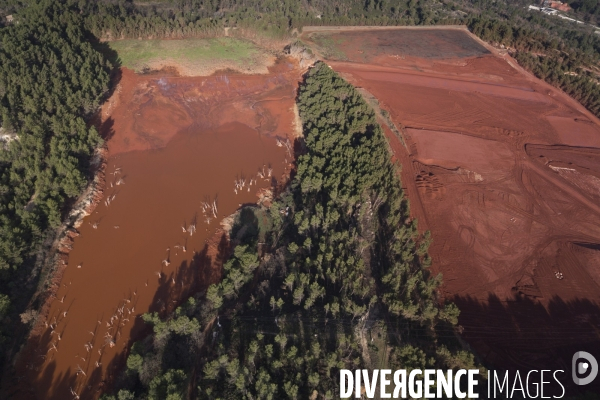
(108, 37, 265, 74)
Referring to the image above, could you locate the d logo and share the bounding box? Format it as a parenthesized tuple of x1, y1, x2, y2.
(572, 351, 598, 385)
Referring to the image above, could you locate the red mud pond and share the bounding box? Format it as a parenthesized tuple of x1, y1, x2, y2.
(13, 62, 301, 399)
(304, 27, 600, 386)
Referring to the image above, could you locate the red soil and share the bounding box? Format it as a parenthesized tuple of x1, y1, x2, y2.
(308, 27, 600, 383)
(14, 60, 301, 399)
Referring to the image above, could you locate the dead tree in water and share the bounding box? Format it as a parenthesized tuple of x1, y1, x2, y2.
(187, 224, 196, 236)
(200, 199, 210, 214)
(70, 387, 80, 399)
(283, 138, 293, 156)
(104, 333, 116, 348)
(47, 343, 58, 353)
(212, 198, 218, 218)
(234, 174, 248, 192)
(75, 365, 86, 377)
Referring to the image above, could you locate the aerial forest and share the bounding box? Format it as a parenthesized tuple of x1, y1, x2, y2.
(0, 0, 598, 396)
(101, 62, 481, 400)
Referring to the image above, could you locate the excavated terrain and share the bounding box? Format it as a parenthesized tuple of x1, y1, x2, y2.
(303, 26, 600, 388)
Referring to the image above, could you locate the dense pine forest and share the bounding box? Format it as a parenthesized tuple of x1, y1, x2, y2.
(101, 62, 480, 400)
(0, 0, 599, 397)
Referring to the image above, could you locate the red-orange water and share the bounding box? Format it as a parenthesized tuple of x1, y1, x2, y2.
(16, 63, 300, 399)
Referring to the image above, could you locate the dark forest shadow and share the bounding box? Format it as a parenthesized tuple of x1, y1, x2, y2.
(13, 229, 232, 399)
(231, 207, 260, 244)
(19, 316, 135, 400)
(98, 233, 230, 398)
(87, 36, 122, 70)
(98, 116, 116, 143)
(454, 292, 600, 397)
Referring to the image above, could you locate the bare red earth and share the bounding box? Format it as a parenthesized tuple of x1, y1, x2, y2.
(305, 27, 600, 388)
(14, 60, 301, 400)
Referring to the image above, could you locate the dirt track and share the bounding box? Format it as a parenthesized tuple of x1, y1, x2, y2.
(304, 27, 600, 385)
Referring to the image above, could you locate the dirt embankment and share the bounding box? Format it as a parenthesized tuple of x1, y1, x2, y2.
(306, 27, 600, 390)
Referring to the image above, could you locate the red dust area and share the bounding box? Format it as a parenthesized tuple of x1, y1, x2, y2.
(13, 60, 302, 400)
(306, 27, 600, 386)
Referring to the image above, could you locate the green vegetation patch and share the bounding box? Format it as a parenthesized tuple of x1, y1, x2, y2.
(108, 37, 263, 73)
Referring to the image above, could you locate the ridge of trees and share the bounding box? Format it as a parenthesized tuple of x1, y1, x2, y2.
(63, 0, 462, 41)
(102, 62, 481, 400)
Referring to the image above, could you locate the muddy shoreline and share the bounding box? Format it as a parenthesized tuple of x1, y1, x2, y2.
(13, 55, 303, 399)
(20, 146, 108, 349)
